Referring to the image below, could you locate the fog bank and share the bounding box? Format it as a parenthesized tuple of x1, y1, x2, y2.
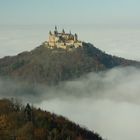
(36, 67, 140, 140)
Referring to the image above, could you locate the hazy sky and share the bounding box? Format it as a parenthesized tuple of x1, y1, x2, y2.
(0, 0, 140, 25)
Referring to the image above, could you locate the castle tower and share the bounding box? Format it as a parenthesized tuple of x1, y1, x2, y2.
(54, 26, 58, 35)
(47, 27, 81, 49)
(49, 31, 52, 35)
(74, 33, 78, 41)
(62, 29, 65, 34)
(55, 26, 57, 31)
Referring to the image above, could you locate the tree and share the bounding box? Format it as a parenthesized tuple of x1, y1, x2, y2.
(24, 104, 32, 122)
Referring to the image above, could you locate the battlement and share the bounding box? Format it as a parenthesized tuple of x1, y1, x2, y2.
(44, 26, 83, 50)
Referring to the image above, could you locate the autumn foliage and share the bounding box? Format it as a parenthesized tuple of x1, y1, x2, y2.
(0, 98, 103, 140)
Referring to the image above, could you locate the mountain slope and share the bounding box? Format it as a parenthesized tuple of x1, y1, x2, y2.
(0, 42, 139, 85)
(0, 98, 103, 140)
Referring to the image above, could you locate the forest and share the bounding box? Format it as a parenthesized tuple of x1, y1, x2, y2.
(0, 98, 103, 140)
(0, 42, 138, 85)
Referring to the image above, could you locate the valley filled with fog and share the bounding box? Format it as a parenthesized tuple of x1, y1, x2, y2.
(0, 25, 140, 140)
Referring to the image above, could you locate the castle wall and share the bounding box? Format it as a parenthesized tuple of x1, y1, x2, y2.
(74, 42, 83, 48)
(47, 28, 82, 50)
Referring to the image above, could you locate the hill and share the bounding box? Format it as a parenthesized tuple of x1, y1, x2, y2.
(0, 98, 103, 140)
(0, 42, 139, 85)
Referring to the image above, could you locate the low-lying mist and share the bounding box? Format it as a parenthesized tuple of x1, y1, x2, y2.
(0, 66, 140, 140)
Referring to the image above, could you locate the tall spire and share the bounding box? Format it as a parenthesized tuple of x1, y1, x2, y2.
(54, 26, 58, 35)
(49, 31, 52, 35)
(55, 26, 57, 31)
(74, 33, 78, 41)
(62, 29, 65, 34)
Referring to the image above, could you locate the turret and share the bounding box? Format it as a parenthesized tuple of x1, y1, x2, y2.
(54, 26, 58, 35)
(62, 29, 65, 34)
(74, 33, 78, 41)
(47, 27, 81, 49)
(55, 26, 57, 31)
(49, 31, 52, 35)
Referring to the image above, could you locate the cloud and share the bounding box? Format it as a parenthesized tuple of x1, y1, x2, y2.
(1, 66, 138, 104)
(35, 66, 140, 140)
(0, 25, 51, 58)
(40, 66, 140, 104)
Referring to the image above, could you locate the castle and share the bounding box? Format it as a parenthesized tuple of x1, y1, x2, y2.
(43, 26, 83, 50)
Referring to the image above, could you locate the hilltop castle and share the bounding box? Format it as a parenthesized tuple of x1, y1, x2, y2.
(43, 26, 83, 50)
